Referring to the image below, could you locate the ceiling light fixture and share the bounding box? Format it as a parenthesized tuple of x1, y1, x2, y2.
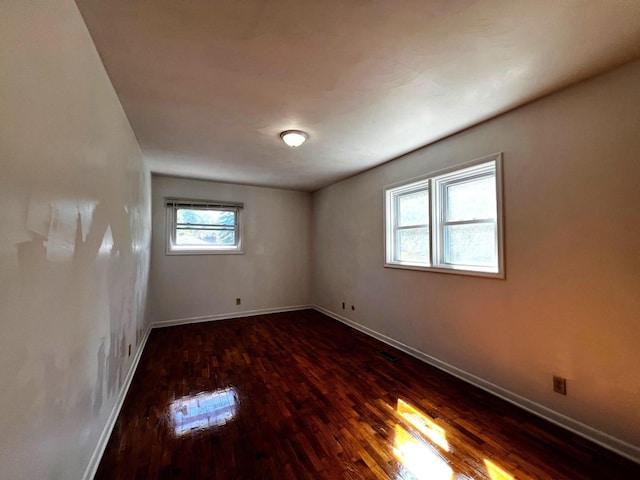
(280, 130, 308, 148)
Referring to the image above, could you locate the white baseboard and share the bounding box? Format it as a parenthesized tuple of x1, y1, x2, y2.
(82, 304, 640, 477)
(152, 304, 314, 329)
(82, 323, 153, 480)
(313, 305, 640, 465)
(81, 305, 311, 478)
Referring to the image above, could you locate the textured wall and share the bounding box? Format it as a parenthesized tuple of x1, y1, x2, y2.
(0, 1, 151, 478)
(149, 176, 311, 323)
(313, 60, 640, 454)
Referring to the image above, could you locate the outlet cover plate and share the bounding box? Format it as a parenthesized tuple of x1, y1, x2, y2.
(553, 376, 567, 395)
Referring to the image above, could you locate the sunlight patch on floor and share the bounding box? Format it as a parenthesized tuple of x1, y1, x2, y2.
(394, 424, 454, 480)
(484, 459, 514, 480)
(397, 398, 449, 451)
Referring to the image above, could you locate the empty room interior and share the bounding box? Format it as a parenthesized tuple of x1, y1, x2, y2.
(2, 1, 640, 479)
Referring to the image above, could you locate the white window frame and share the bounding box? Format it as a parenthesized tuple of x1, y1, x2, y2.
(165, 198, 244, 255)
(387, 179, 431, 267)
(384, 153, 504, 278)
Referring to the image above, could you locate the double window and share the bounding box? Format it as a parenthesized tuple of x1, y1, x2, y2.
(166, 198, 243, 255)
(385, 153, 503, 277)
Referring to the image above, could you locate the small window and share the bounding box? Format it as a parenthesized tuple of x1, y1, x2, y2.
(166, 198, 243, 255)
(385, 153, 503, 277)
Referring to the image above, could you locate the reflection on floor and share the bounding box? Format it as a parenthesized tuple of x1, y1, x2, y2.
(170, 387, 237, 436)
(397, 399, 450, 451)
(394, 423, 453, 480)
(393, 399, 514, 480)
(484, 459, 514, 480)
(96, 310, 640, 479)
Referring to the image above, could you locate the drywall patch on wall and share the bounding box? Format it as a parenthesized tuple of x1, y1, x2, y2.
(0, 1, 151, 478)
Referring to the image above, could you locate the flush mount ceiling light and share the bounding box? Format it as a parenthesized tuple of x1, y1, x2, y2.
(280, 130, 308, 148)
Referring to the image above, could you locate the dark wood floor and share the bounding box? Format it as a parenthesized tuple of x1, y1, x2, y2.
(96, 310, 640, 479)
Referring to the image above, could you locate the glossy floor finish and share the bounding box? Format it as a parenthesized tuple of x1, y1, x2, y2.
(96, 310, 640, 479)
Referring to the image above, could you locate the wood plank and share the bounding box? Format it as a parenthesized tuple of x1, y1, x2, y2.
(96, 310, 640, 479)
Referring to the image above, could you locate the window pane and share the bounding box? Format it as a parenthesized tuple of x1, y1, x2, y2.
(444, 223, 496, 267)
(177, 208, 235, 226)
(446, 176, 496, 222)
(176, 227, 235, 246)
(397, 227, 429, 263)
(398, 190, 429, 227)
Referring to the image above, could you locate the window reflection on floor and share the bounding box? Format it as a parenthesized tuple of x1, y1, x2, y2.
(397, 399, 450, 451)
(394, 424, 454, 480)
(484, 459, 514, 480)
(394, 399, 513, 480)
(170, 387, 237, 436)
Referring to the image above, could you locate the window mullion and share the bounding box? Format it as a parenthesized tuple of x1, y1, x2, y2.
(167, 202, 242, 255)
(435, 177, 446, 266)
(393, 193, 400, 262)
(396, 224, 430, 230)
(172, 205, 178, 247)
(441, 218, 495, 227)
(426, 179, 433, 267)
(176, 223, 234, 228)
(440, 183, 447, 267)
(384, 153, 502, 277)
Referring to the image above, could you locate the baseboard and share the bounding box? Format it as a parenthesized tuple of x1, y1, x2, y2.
(82, 324, 153, 480)
(81, 305, 311, 478)
(152, 304, 314, 329)
(313, 305, 640, 465)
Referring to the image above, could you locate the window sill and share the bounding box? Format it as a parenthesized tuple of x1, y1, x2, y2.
(384, 262, 504, 279)
(166, 247, 244, 256)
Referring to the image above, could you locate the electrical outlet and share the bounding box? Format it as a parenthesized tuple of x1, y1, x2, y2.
(236, 298, 241, 305)
(351, 305, 355, 311)
(342, 302, 345, 309)
(553, 376, 567, 395)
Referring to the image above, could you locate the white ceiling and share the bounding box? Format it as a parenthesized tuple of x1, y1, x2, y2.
(76, 0, 640, 192)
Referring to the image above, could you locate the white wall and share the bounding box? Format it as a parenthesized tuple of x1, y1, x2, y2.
(149, 176, 311, 323)
(0, 1, 150, 479)
(313, 59, 640, 456)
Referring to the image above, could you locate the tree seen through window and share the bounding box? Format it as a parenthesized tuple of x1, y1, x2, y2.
(176, 208, 236, 246)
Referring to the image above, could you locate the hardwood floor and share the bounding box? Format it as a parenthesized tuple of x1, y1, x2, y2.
(96, 310, 640, 479)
